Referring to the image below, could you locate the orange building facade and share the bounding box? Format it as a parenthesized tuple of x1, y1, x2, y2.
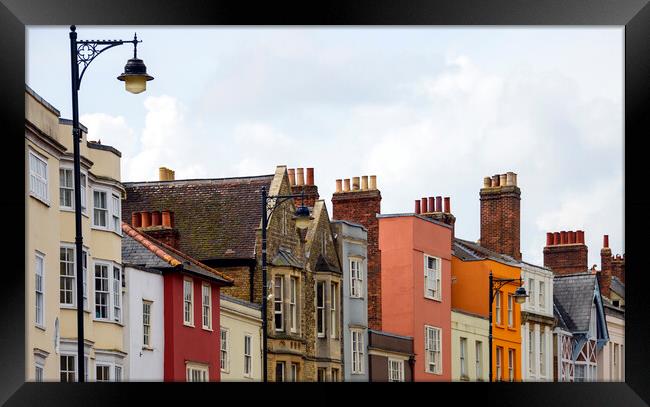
(378, 214, 452, 381)
(451, 240, 523, 382)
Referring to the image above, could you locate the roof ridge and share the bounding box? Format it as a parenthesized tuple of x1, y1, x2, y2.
(124, 174, 274, 186)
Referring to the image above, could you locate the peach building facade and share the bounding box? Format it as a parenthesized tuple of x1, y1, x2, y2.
(378, 213, 452, 382)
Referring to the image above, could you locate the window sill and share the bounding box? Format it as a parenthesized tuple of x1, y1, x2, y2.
(424, 296, 442, 302)
(202, 326, 213, 332)
(94, 318, 124, 327)
(60, 305, 91, 314)
(60, 207, 89, 217)
(184, 322, 195, 328)
(317, 334, 326, 339)
(35, 324, 46, 332)
(142, 346, 154, 352)
(29, 193, 51, 207)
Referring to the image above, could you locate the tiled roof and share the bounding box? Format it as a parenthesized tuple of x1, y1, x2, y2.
(553, 303, 571, 332)
(610, 276, 625, 298)
(122, 222, 234, 285)
(315, 254, 339, 273)
(553, 273, 597, 332)
(453, 238, 521, 266)
(123, 175, 274, 261)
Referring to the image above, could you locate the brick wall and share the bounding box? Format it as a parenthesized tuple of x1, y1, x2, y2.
(332, 187, 382, 330)
(480, 174, 521, 260)
(543, 230, 588, 275)
(611, 256, 625, 284)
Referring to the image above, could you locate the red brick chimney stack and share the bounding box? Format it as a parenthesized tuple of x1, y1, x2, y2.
(132, 210, 180, 249)
(289, 167, 319, 207)
(480, 171, 521, 260)
(543, 229, 588, 275)
(332, 174, 382, 330)
(415, 199, 421, 214)
(416, 194, 456, 243)
(599, 234, 613, 298)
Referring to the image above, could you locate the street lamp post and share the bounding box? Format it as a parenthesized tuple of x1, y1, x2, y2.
(260, 187, 312, 382)
(488, 271, 528, 382)
(69, 25, 153, 382)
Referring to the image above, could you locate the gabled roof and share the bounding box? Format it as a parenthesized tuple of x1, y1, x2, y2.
(453, 238, 521, 267)
(553, 303, 571, 333)
(315, 254, 339, 273)
(123, 174, 274, 261)
(122, 222, 234, 286)
(553, 273, 601, 333)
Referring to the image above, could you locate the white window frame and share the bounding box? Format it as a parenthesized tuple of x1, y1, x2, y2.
(507, 294, 514, 327)
(183, 278, 194, 326)
(460, 337, 468, 379)
(539, 281, 545, 311)
(496, 347, 503, 381)
(388, 358, 404, 382)
(475, 341, 483, 380)
(495, 291, 502, 325)
(59, 167, 74, 209)
(425, 325, 442, 374)
(424, 254, 442, 301)
(539, 330, 546, 377)
(114, 365, 123, 382)
(351, 329, 364, 374)
(96, 363, 111, 382)
(112, 265, 122, 323)
(202, 283, 212, 330)
(94, 261, 111, 321)
(92, 189, 109, 228)
(289, 277, 297, 333)
(29, 150, 49, 204)
(330, 281, 337, 339)
(220, 328, 229, 372)
(59, 246, 75, 306)
(316, 280, 326, 338)
(58, 166, 87, 213)
(528, 329, 535, 375)
(244, 334, 252, 377)
(111, 193, 121, 234)
(186, 362, 209, 382)
(508, 349, 515, 382)
(350, 259, 363, 298)
(60, 354, 76, 383)
(143, 300, 152, 348)
(35, 362, 44, 382)
(274, 275, 284, 332)
(35, 252, 45, 328)
(528, 278, 535, 307)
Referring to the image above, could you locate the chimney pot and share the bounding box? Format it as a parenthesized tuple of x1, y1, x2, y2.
(512, 173, 517, 186)
(546, 232, 553, 246)
(296, 168, 305, 186)
(162, 210, 172, 227)
(577, 230, 584, 244)
(159, 167, 167, 181)
(415, 200, 421, 214)
(506, 172, 515, 186)
(343, 179, 351, 192)
(435, 196, 443, 212)
(421, 197, 428, 213)
(553, 232, 561, 245)
(361, 175, 369, 190)
(428, 197, 435, 213)
(369, 175, 377, 190)
(483, 177, 492, 188)
(568, 231, 576, 244)
(352, 177, 360, 191)
(288, 168, 296, 186)
(132, 212, 142, 228)
(141, 211, 152, 228)
(603, 234, 609, 248)
(499, 174, 507, 187)
(151, 211, 161, 227)
(335, 179, 342, 193)
(306, 168, 314, 185)
(492, 175, 500, 187)
(444, 197, 451, 213)
(560, 231, 567, 245)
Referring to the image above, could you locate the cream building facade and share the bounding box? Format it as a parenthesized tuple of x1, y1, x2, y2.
(219, 295, 263, 382)
(597, 304, 624, 381)
(26, 86, 126, 382)
(451, 309, 489, 382)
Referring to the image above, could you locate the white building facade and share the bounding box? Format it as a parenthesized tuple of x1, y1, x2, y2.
(520, 262, 554, 382)
(219, 295, 263, 382)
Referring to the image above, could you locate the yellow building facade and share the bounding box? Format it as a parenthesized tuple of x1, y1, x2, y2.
(451, 309, 490, 382)
(26, 86, 126, 382)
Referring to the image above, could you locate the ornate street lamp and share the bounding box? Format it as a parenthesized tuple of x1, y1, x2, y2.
(488, 271, 528, 382)
(69, 25, 153, 382)
(260, 187, 312, 382)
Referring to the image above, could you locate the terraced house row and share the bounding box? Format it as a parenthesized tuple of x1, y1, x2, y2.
(25, 86, 624, 382)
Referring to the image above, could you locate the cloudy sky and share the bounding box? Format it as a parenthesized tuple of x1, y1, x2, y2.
(27, 26, 624, 267)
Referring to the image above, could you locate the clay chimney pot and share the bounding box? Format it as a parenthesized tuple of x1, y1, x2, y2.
(306, 168, 314, 185)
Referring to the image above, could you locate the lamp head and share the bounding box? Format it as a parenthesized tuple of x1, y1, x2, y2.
(514, 286, 528, 304)
(117, 57, 154, 94)
(293, 205, 313, 230)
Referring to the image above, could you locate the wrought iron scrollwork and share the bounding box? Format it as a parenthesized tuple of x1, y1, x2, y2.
(74, 35, 141, 89)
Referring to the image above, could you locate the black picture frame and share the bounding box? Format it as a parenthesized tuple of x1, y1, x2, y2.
(2, 0, 648, 405)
